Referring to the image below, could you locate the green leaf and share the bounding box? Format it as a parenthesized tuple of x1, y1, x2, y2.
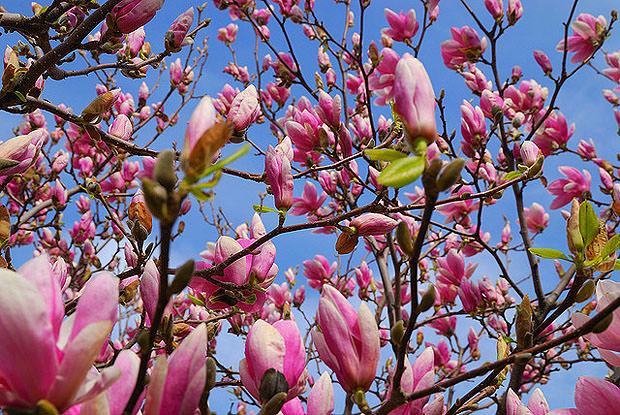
(201, 144, 250, 178)
(601, 234, 620, 260)
(614, 260, 620, 270)
(377, 156, 424, 188)
(503, 171, 522, 182)
(14, 91, 26, 103)
(364, 148, 408, 161)
(187, 294, 205, 307)
(253, 204, 280, 214)
(528, 247, 568, 260)
(579, 201, 599, 248)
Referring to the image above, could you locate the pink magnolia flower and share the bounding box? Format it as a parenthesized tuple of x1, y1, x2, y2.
(350, 213, 398, 236)
(440, 26, 487, 69)
(533, 50, 553, 74)
(312, 285, 380, 393)
(551, 376, 620, 415)
(556, 13, 607, 63)
(548, 166, 591, 209)
(484, 0, 503, 20)
(603, 51, 620, 84)
(265, 138, 294, 211)
(382, 8, 419, 42)
(0, 129, 46, 176)
(228, 85, 261, 133)
(109, 114, 133, 140)
(436, 250, 477, 303)
(393, 53, 437, 144)
(307, 372, 334, 415)
(303, 255, 336, 290)
(523, 202, 549, 233)
(460, 100, 487, 157)
(165, 7, 194, 51)
(218, 23, 239, 44)
(239, 319, 308, 401)
(110, 0, 164, 34)
(143, 324, 208, 415)
(388, 348, 443, 415)
(533, 111, 574, 156)
(291, 182, 327, 216)
(367, 48, 400, 106)
(182, 96, 218, 158)
(507, 0, 523, 25)
(316, 91, 342, 128)
(506, 388, 549, 415)
(572, 280, 620, 366)
(519, 141, 541, 167)
(0, 256, 119, 412)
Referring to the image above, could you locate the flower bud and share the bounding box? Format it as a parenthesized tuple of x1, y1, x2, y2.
(566, 199, 584, 255)
(259, 369, 289, 404)
(396, 221, 414, 256)
(575, 279, 595, 303)
(520, 141, 541, 167)
(109, 0, 164, 35)
(168, 259, 195, 296)
(436, 158, 465, 191)
(154, 149, 177, 191)
(128, 189, 152, 234)
(81, 89, 120, 123)
(417, 285, 436, 313)
(165, 8, 194, 52)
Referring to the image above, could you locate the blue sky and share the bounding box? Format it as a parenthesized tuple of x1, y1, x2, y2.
(2, 0, 620, 412)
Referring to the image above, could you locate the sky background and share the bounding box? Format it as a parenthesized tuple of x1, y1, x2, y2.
(2, 0, 620, 413)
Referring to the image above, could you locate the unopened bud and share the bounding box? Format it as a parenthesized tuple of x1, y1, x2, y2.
(567, 199, 584, 255)
(154, 150, 177, 191)
(436, 158, 465, 191)
(81, 89, 119, 123)
(417, 285, 436, 313)
(36, 400, 59, 415)
(396, 221, 414, 256)
(259, 392, 287, 415)
(575, 280, 596, 303)
(391, 320, 405, 345)
(204, 356, 217, 393)
(259, 369, 289, 404)
(168, 259, 195, 296)
(142, 178, 168, 220)
(516, 294, 533, 349)
(593, 313, 614, 334)
(422, 159, 443, 197)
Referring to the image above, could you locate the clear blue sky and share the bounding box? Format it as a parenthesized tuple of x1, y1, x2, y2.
(1, 0, 619, 412)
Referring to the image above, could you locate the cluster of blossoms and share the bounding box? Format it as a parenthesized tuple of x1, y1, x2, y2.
(0, 1, 619, 415)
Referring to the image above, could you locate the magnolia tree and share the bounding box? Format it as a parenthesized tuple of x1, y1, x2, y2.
(2, 0, 620, 414)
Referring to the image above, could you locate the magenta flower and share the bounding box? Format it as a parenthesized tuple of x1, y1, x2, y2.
(519, 141, 541, 167)
(307, 372, 334, 415)
(533, 111, 574, 156)
(440, 26, 488, 69)
(547, 166, 591, 209)
(382, 8, 419, 42)
(110, 0, 164, 34)
(239, 319, 308, 401)
(165, 7, 194, 51)
(228, 85, 261, 133)
(507, 0, 523, 25)
(109, 114, 133, 140)
(556, 13, 607, 63)
(0, 129, 46, 176)
(217, 23, 239, 44)
(460, 100, 487, 157)
(182, 96, 218, 162)
(312, 285, 380, 393)
(349, 213, 398, 237)
(523, 202, 549, 233)
(367, 48, 400, 106)
(393, 53, 437, 144)
(143, 324, 208, 415)
(484, 0, 503, 20)
(506, 388, 549, 415)
(436, 250, 477, 303)
(572, 280, 620, 366)
(551, 376, 620, 415)
(603, 51, 620, 84)
(533, 50, 553, 74)
(303, 255, 336, 290)
(291, 182, 327, 216)
(0, 256, 119, 412)
(265, 138, 294, 211)
(388, 348, 442, 415)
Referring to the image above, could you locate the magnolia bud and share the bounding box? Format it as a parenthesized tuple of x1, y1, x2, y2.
(81, 89, 120, 123)
(422, 159, 443, 197)
(566, 199, 584, 255)
(204, 357, 217, 393)
(0, 205, 10, 246)
(154, 150, 177, 191)
(593, 313, 614, 334)
(259, 392, 287, 415)
(259, 369, 289, 404)
(391, 320, 405, 345)
(515, 294, 533, 349)
(168, 259, 195, 296)
(36, 400, 59, 415)
(436, 158, 465, 191)
(396, 221, 414, 256)
(417, 285, 436, 313)
(142, 178, 168, 220)
(575, 279, 595, 303)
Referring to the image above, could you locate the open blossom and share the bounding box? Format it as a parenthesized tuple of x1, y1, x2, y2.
(603, 51, 620, 84)
(556, 13, 607, 63)
(382, 8, 419, 42)
(460, 100, 487, 157)
(367, 48, 400, 105)
(388, 348, 443, 415)
(110, 0, 164, 34)
(548, 166, 591, 209)
(440, 26, 487, 69)
(436, 250, 477, 303)
(523, 202, 549, 233)
(239, 319, 308, 401)
(143, 324, 208, 415)
(533, 111, 574, 156)
(291, 182, 327, 216)
(312, 285, 380, 393)
(393, 53, 437, 144)
(0, 256, 119, 412)
(265, 138, 294, 211)
(572, 280, 620, 366)
(218, 23, 239, 44)
(552, 376, 620, 415)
